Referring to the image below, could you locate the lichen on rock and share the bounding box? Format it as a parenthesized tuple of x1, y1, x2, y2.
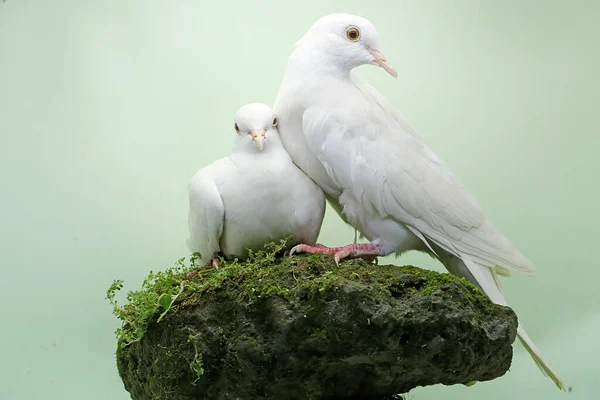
(108, 240, 518, 400)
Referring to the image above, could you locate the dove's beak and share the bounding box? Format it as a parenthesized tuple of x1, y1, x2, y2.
(368, 48, 397, 78)
(251, 130, 265, 151)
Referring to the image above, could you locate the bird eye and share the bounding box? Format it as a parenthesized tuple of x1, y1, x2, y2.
(234, 123, 240, 134)
(346, 27, 360, 41)
(272, 117, 278, 127)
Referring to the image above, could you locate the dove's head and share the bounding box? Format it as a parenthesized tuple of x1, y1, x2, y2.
(293, 13, 397, 78)
(233, 103, 279, 152)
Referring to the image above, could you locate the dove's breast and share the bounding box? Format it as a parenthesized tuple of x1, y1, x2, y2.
(215, 152, 325, 259)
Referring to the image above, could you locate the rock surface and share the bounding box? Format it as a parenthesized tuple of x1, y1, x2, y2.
(116, 251, 518, 400)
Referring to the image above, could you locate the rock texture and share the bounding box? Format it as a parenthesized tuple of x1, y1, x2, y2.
(116, 254, 518, 400)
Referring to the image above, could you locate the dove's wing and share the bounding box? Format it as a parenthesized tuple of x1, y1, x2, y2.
(187, 171, 225, 263)
(301, 79, 534, 275)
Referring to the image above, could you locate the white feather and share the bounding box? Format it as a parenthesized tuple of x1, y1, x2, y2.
(460, 258, 565, 390)
(187, 176, 224, 261)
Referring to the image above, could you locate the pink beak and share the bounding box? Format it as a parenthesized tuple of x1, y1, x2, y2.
(251, 130, 265, 150)
(367, 48, 398, 78)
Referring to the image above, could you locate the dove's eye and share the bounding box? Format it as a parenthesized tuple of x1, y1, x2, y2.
(272, 117, 278, 127)
(234, 123, 240, 134)
(346, 27, 360, 41)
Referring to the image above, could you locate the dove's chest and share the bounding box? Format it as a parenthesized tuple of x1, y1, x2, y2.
(216, 154, 308, 256)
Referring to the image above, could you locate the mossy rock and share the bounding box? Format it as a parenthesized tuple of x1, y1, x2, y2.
(112, 244, 518, 400)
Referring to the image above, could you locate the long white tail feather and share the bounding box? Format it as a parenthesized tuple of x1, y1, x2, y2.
(491, 268, 505, 292)
(516, 325, 565, 389)
(456, 257, 566, 390)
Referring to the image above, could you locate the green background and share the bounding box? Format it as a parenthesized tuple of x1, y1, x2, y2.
(1, 0, 597, 398)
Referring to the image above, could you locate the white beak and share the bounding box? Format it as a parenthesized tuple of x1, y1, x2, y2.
(367, 48, 397, 78)
(251, 130, 265, 150)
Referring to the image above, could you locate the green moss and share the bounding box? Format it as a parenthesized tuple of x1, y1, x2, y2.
(107, 237, 492, 350)
(114, 240, 518, 399)
(310, 328, 328, 340)
(187, 331, 204, 384)
(106, 255, 200, 347)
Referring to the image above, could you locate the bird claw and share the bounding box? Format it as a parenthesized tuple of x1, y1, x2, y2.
(185, 257, 220, 279)
(185, 270, 198, 279)
(289, 244, 302, 257)
(334, 253, 342, 266)
(289, 242, 381, 266)
(290, 243, 328, 257)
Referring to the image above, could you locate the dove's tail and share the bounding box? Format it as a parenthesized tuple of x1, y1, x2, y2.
(516, 325, 565, 390)
(444, 255, 566, 391)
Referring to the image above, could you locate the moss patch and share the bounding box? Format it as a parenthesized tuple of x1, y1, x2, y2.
(107, 239, 494, 348)
(109, 239, 518, 400)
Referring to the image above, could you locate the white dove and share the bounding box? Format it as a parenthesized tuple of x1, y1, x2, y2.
(273, 14, 565, 389)
(186, 103, 325, 268)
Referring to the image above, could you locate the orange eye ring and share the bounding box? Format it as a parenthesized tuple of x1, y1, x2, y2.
(346, 27, 360, 41)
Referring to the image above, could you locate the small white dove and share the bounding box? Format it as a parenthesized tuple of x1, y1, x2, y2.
(186, 103, 325, 268)
(274, 14, 565, 389)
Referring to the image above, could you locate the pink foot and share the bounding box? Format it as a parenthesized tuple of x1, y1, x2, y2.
(289, 243, 381, 265)
(185, 258, 220, 278)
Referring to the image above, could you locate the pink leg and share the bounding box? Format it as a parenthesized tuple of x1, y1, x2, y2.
(289, 242, 382, 265)
(185, 257, 220, 278)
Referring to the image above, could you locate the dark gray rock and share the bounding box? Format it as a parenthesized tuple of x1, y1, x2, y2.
(116, 255, 518, 400)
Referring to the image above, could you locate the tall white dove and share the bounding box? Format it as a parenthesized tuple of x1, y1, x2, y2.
(187, 103, 325, 268)
(273, 14, 565, 390)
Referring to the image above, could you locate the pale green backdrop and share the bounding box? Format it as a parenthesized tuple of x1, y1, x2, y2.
(1, 0, 598, 399)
